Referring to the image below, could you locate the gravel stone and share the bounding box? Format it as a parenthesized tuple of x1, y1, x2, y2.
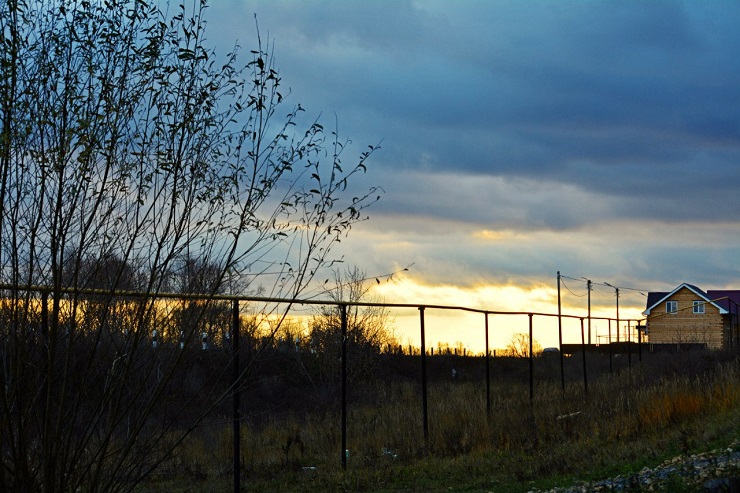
(530, 440, 740, 492)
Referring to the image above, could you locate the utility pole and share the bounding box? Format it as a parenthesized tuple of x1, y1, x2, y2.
(605, 282, 620, 343)
(616, 287, 620, 343)
(587, 279, 592, 345)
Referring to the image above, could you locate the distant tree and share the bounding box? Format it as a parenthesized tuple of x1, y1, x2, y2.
(168, 255, 232, 348)
(0, 1, 380, 491)
(506, 332, 543, 358)
(306, 266, 396, 387)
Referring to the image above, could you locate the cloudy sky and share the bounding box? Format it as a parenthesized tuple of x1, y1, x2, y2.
(205, 0, 740, 349)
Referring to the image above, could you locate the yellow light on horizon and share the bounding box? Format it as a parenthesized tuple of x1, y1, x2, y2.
(370, 276, 645, 353)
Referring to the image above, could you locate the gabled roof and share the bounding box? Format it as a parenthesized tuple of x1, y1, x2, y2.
(645, 291, 668, 311)
(642, 283, 729, 316)
(707, 290, 740, 313)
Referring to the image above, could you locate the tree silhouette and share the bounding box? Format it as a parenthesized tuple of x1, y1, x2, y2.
(0, 1, 380, 491)
(506, 332, 543, 358)
(306, 266, 396, 388)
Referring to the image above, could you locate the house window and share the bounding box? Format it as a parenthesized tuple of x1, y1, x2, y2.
(693, 300, 705, 314)
(666, 301, 677, 314)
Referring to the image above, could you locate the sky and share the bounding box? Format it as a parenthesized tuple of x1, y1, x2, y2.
(204, 0, 740, 351)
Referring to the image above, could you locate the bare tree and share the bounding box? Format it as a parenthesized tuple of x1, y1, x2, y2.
(506, 333, 543, 358)
(0, 1, 380, 491)
(306, 266, 396, 388)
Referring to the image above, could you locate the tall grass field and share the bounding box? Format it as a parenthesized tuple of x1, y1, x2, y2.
(140, 349, 740, 492)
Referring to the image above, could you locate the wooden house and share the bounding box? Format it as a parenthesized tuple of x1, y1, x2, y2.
(642, 283, 740, 350)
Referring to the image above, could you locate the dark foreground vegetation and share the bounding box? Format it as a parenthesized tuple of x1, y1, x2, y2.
(0, 0, 381, 490)
(137, 346, 740, 492)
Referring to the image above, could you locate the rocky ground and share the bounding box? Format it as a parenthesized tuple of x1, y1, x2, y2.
(531, 440, 740, 492)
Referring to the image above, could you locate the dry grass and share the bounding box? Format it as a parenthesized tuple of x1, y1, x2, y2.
(140, 352, 740, 492)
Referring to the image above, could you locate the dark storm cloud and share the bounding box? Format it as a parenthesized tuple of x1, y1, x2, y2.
(205, 0, 740, 289)
(211, 2, 740, 165)
(220, 0, 740, 221)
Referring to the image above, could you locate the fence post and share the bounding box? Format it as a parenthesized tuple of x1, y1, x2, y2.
(484, 313, 491, 417)
(232, 299, 240, 493)
(608, 319, 613, 373)
(557, 272, 565, 392)
(627, 320, 632, 369)
(419, 306, 429, 444)
(341, 304, 348, 470)
(528, 313, 534, 405)
(580, 317, 588, 396)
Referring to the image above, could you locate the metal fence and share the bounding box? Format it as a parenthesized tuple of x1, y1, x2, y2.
(1, 283, 646, 492)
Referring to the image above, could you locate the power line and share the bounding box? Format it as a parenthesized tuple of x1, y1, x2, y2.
(299, 263, 414, 301)
(559, 273, 648, 298)
(560, 278, 587, 298)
